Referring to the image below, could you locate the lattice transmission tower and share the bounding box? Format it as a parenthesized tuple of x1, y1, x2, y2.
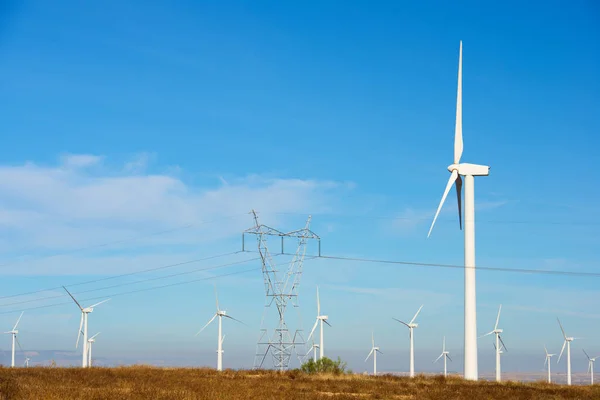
(243, 210, 320, 370)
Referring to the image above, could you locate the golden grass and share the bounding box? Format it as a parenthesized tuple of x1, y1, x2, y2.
(0, 366, 598, 399)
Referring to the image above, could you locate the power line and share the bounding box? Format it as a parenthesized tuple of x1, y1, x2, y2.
(244, 250, 600, 278)
(0, 255, 263, 308)
(0, 265, 264, 315)
(0, 213, 246, 269)
(0, 251, 242, 301)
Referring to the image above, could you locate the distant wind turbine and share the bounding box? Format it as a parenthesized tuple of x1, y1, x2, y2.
(393, 305, 423, 377)
(307, 286, 331, 360)
(3, 311, 23, 368)
(434, 336, 452, 377)
(63, 286, 110, 368)
(24, 357, 30, 368)
(557, 318, 579, 386)
(480, 305, 507, 382)
(544, 346, 555, 383)
(365, 332, 382, 376)
(427, 41, 490, 381)
(583, 349, 598, 385)
(309, 341, 319, 363)
(87, 332, 100, 367)
(196, 286, 243, 371)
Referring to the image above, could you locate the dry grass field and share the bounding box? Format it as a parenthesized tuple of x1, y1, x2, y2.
(0, 366, 598, 399)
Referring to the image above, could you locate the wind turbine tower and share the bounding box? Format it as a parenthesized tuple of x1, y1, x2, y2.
(63, 286, 110, 368)
(87, 332, 100, 367)
(393, 305, 423, 378)
(583, 349, 598, 385)
(244, 210, 320, 370)
(434, 336, 452, 377)
(427, 41, 490, 381)
(4, 312, 23, 368)
(481, 305, 507, 382)
(365, 332, 382, 376)
(196, 287, 243, 371)
(544, 346, 555, 383)
(557, 318, 578, 386)
(307, 286, 331, 360)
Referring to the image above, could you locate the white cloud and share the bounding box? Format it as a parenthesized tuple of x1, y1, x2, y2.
(0, 154, 353, 274)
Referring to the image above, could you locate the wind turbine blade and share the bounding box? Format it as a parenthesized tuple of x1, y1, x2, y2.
(544, 345, 548, 356)
(544, 357, 548, 367)
(307, 319, 319, 342)
(558, 340, 567, 363)
(495, 305, 502, 330)
(195, 314, 217, 336)
(479, 331, 494, 338)
(427, 169, 459, 237)
(454, 41, 463, 164)
(455, 175, 463, 230)
(392, 318, 410, 328)
(316, 286, 320, 316)
(324, 320, 332, 327)
(63, 286, 83, 310)
(89, 332, 101, 340)
(15, 336, 23, 352)
(76, 313, 83, 349)
(498, 335, 508, 352)
(410, 305, 424, 324)
(447, 355, 453, 362)
(214, 285, 220, 311)
(434, 353, 444, 363)
(443, 336, 446, 352)
(365, 348, 374, 362)
(89, 298, 111, 309)
(221, 335, 226, 345)
(376, 349, 383, 354)
(583, 349, 591, 360)
(588, 362, 591, 374)
(557, 318, 567, 340)
(223, 314, 246, 326)
(13, 311, 24, 331)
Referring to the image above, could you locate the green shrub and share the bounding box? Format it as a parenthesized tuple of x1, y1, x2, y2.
(300, 357, 348, 375)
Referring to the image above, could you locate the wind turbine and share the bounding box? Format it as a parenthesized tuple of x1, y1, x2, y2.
(427, 41, 490, 381)
(544, 346, 555, 383)
(24, 357, 30, 367)
(480, 305, 507, 382)
(195, 287, 243, 371)
(87, 332, 100, 367)
(63, 286, 110, 368)
(3, 311, 23, 368)
(557, 318, 579, 386)
(393, 305, 423, 377)
(307, 286, 331, 360)
(583, 349, 598, 385)
(365, 332, 382, 376)
(308, 341, 319, 363)
(434, 336, 452, 377)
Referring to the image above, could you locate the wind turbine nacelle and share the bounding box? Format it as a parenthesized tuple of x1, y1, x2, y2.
(450, 163, 490, 176)
(495, 329, 503, 334)
(320, 315, 328, 320)
(410, 323, 418, 328)
(83, 308, 93, 313)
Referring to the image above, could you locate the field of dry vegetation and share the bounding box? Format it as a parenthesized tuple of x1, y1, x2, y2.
(0, 366, 598, 399)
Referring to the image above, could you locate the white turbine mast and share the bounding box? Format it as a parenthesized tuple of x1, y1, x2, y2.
(63, 286, 110, 368)
(583, 349, 599, 385)
(480, 304, 507, 382)
(307, 286, 331, 360)
(309, 341, 319, 363)
(427, 40, 490, 381)
(365, 332, 382, 376)
(557, 318, 579, 386)
(87, 332, 100, 367)
(3, 311, 24, 368)
(434, 336, 452, 377)
(24, 357, 31, 368)
(393, 304, 423, 378)
(544, 346, 555, 383)
(196, 286, 243, 372)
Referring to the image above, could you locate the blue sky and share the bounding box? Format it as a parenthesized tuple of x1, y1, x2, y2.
(0, 0, 599, 375)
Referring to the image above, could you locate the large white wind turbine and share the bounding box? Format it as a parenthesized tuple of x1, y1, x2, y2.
(4, 311, 23, 368)
(307, 286, 331, 360)
(480, 305, 507, 382)
(196, 287, 243, 371)
(427, 41, 490, 381)
(544, 346, 555, 383)
(433, 336, 452, 377)
(393, 305, 423, 378)
(557, 318, 579, 386)
(365, 332, 382, 376)
(583, 349, 598, 385)
(87, 332, 100, 367)
(63, 286, 110, 368)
